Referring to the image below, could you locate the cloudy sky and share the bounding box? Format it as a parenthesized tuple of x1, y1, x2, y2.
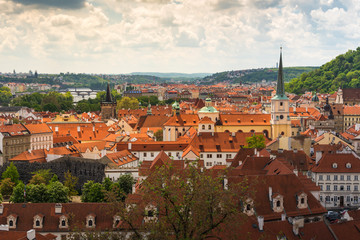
(0, 0, 359, 74)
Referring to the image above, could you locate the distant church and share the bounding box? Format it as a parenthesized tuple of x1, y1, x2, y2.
(101, 83, 117, 121)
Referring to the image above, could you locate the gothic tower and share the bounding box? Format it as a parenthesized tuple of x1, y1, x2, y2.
(101, 83, 117, 121)
(270, 48, 291, 138)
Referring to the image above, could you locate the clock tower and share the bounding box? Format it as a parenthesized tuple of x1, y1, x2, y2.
(271, 48, 291, 138)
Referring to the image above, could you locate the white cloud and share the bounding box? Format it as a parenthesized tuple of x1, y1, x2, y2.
(0, 0, 359, 73)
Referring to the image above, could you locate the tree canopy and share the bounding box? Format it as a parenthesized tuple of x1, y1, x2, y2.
(286, 47, 360, 94)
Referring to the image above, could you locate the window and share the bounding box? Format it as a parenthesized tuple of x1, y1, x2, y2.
(326, 185, 330, 191)
(143, 153, 147, 157)
(347, 175, 351, 181)
(347, 196, 351, 202)
(88, 220, 93, 227)
(62, 220, 66, 227)
(9, 220, 13, 227)
(208, 125, 211, 130)
(327, 175, 331, 181)
(216, 154, 222, 158)
(355, 186, 359, 191)
(340, 175, 344, 181)
(355, 176, 359, 181)
(355, 196, 359, 203)
(320, 185, 323, 190)
(340, 185, 344, 191)
(319, 175, 323, 181)
(320, 196, 323, 202)
(280, 102, 283, 106)
(334, 175, 338, 181)
(206, 162, 212, 167)
(226, 154, 232, 159)
(36, 220, 40, 227)
(325, 196, 330, 202)
(334, 185, 338, 191)
(301, 198, 305, 204)
(151, 153, 154, 157)
(333, 163, 338, 169)
(202, 125, 205, 130)
(207, 154, 212, 158)
(276, 200, 280, 207)
(347, 185, 351, 191)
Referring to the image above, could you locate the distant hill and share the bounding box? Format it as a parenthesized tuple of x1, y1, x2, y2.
(130, 72, 211, 78)
(286, 47, 360, 94)
(199, 67, 317, 85)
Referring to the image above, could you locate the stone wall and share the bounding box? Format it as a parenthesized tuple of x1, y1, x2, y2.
(0, 156, 106, 192)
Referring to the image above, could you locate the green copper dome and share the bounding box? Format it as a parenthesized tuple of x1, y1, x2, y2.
(172, 101, 180, 109)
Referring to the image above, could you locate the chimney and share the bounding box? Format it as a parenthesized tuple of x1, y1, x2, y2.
(268, 187, 272, 201)
(0, 224, 9, 231)
(293, 168, 298, 176)
(128, 142, 132, 150)
(257, 216, 264, 231)
(93, 126, 95, 132)
(292, 217, 304, 236)
(77, 126, 81, 132)
(293, 148, 298, 153)
(55, 203, 62, 214)
(55, 126, 59, 132)
(28, 149, 32, 154)
(27, 229, 36, 240)
(281, 213, 286, 221)
(232, 132, 235, 137)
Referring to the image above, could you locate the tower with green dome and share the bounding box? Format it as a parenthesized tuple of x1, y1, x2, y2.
(198, 98, 219, 122)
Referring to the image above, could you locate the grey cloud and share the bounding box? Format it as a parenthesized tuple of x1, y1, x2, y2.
(12, 0, 86, 9)
(213, 0, 243, 11)
(252, 0, 282, 9)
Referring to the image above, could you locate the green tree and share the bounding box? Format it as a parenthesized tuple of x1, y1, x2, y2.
(47, 181, 69, 203)
(64, 171, 78, 196)
(29, 175, 47, 185)
(27, 184, 48, 203)
(10, 182, 25, 203)
(102, 177, 113, 192)
(154, 129, 163, 141)
(2, 162, 20, 185)
(81, 181, 105, 202)
(0, 86, 12, 106)
(0, 178, 15, 197)
(108, 161, 252, 240)
(117, 97, 139, 110)
(31, 169, 53, 185)
(245, 134, 266, 149)
(118, 174, 134, 195)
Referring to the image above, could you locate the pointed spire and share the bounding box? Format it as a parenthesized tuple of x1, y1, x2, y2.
(147, 100, 152, 115)
(276, 47, 285, 97)
(105, 82, 113, 102)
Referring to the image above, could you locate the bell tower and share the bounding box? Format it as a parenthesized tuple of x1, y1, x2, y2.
(101, 83, 117, 121)
(270, 48, 291, 138)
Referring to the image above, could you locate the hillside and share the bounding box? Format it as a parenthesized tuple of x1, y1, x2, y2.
(286, 47, 360, 94)
(199, 67, 317, 85)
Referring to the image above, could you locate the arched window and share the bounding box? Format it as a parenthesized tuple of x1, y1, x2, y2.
(62, 220, 66, 227)
(281, 131, 284, 135)
(202, 125, 205, 130)
(276, 200, 281, 207)
(88, 220, 93, 227)
(208, 125, 211, 130)
(9, 220, 13, 227)
(36, 220, 40, 227)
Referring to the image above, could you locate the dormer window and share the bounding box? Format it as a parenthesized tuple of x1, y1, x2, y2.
(297, 192, 308, 209)
(86, 214, 96, 228)
(272, 194, 284, 213)
(144, 205, 158, 223)
(243, 198, 255, 216)
(333, 163, 338, 169)
(346, 163, 352, 168)
(113, 215, 121, 228)
(33, 214, 44, 229)
(7, 214, 18, 229)
(59, 215, 68, 229)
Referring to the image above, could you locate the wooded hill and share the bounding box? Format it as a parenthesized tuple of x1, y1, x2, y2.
(286, 47, 360, 94)
(199, 67, 317, 85)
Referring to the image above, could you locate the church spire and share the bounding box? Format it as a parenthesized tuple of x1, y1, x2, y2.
(105, 82, 113, 102)
(275, 47, 285, 98)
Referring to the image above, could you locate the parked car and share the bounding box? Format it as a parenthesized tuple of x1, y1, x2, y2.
(326, 211, 341, 223)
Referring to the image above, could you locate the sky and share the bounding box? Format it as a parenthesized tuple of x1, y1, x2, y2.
(0, 0, 359, 74)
